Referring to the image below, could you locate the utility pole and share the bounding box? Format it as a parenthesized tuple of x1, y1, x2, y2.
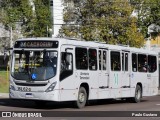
(50, 0, 54, 37)
(47, 25, 48, 37)
(10, 26, 13, 48)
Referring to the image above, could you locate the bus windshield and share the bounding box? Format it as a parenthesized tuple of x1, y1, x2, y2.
(11, 50, 58, 81)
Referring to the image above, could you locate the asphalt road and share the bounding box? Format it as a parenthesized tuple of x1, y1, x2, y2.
(0, 94, 160, 111)
(0, 94, 159, 120)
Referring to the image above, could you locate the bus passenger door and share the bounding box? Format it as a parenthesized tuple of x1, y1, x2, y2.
(59, 45, 77, 101)
(121, 52, 130, 88)
(98, 49, 109, 93)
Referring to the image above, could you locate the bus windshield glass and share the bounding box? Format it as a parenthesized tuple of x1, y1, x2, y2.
(11, 50, 58, 81)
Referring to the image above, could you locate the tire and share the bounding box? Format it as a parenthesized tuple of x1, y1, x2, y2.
(75, 87, 87, 109)
(131, 85, 142, 103)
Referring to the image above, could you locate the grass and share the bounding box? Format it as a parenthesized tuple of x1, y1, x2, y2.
(0, 71, 9, 93)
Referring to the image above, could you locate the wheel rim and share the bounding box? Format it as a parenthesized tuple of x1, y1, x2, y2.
(136, 88, 141, 100)
(79, 92, 85, 103)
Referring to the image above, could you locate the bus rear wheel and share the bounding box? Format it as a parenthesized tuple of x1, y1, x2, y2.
(75, 87, 87, 109)
(132, 85, 142, 103)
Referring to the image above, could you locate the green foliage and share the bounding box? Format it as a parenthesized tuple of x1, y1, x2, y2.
(61, 0, 144, 47)
(0, 71, 9, 93)
(0, 0, 52, 37)
(131, 0, 160, 38)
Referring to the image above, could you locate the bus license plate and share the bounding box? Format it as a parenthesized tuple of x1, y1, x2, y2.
(17, 87, 31, 92)
(25, 93, 33, 98)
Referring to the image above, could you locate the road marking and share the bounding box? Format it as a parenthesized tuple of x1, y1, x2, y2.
(156, 104, 160, 105)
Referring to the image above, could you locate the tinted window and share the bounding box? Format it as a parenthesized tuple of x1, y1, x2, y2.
(138, 54, 147, 72)
(99, 50, 102, 70)
(60, 53, 73, 80)
(103, 51, 107, 70)
(148, 55, 157, 73)
(99, 50, 107, 70)
(89, 49, 97, 70)
(76, 48, 88, 70)
(125, 53, 128, 71)
(132, 53, 137, 72)
(122, 53, 124, 71)
(111, 51, 121, 71)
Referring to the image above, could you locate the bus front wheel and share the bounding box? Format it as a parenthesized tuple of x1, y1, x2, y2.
(75, 87, 87, 109)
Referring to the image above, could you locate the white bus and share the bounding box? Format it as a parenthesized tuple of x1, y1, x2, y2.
(9, 37, 159, 108)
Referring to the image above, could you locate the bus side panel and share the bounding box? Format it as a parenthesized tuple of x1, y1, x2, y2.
(130, 72, 158, 97)
(109, 71, 123, 98)
(144, 73, 158, 96)
(59, 78, 79, 101)
(59, 70, 99, 101)
(149, 76, 159, 96)
(83, 70, 99, 100)
(120, 88, 131, 98)
(74, 70, 99, 100)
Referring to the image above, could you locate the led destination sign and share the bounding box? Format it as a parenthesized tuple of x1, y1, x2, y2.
(14, 41, 58, 48)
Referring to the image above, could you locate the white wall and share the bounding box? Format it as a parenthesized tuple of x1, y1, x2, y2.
(51, 0, 64, 37)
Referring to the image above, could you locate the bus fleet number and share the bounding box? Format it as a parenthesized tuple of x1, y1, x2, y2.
(18, 87, 31, 92)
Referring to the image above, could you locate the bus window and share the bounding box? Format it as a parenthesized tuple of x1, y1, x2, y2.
(103, 51, 107, 70)
(111, 51, 121, 71)
(122, 53, 124, 71)
(75, 47, 88, 70)
(148, 55, 157, 73)
(122, 53, 128, 71)
(60, 52, 73, 80)
(99, 50, 107, 70)
(125, 53, 128, 71)
(138, 54, 147, 72)
(132, 53, 137, 72)
(99, 50, 102, 70)
(11, 50, 58, 81)
(89, 49, 97, 70)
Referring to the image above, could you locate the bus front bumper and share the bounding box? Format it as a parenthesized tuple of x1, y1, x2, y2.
(9, 90, 59, 101)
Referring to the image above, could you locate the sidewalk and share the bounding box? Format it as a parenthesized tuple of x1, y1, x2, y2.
(0, 90, 160, 98)
(0, 93, 9, 98)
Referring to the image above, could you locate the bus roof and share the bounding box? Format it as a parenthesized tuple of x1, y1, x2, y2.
(15, 37, 158, 55)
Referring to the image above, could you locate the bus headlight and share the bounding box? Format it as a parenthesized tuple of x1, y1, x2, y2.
(10, 85, 16, 91)
(45, 82, 57, 92)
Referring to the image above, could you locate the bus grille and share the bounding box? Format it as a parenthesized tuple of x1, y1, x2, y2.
(15, 82, 47, 86)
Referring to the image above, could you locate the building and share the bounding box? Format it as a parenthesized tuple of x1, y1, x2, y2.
(50, 0, 64, 37)
(144, 24, 160, 87)
(144, 24, 160, 53)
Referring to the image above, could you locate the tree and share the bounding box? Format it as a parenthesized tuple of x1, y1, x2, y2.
(0, 0, 52, 38)
(29, 0, 52, 37)
(130, 0, 160, 38)
(60, 0, 82, 38)
(61, 0, 144, 47)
